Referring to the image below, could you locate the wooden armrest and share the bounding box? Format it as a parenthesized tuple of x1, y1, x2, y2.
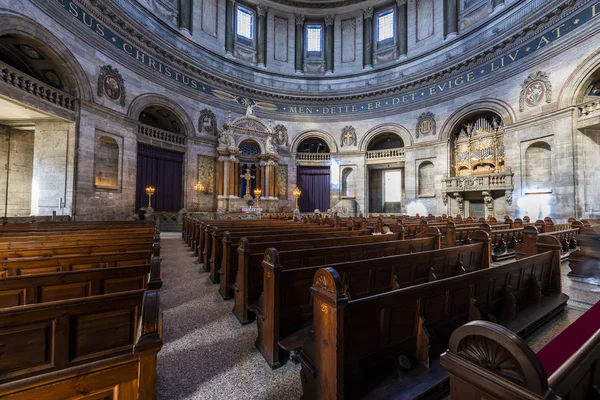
(134, 290, 163, 356)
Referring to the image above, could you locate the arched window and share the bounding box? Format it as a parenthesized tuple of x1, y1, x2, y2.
(418, 161, 435, 196)
(298, 137, 330, 153)
(139, 106, 185, 134)
(239, 139, 262, 156)
(94, 135, 120, 189)
(367, 132, 404, 151)
(525, 142, 552, 191)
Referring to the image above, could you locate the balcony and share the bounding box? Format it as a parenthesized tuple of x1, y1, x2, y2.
(578, 99, 600, 130)
(365, 147, 405, 162)
(442, 173, 514, 193)
(296, 152, 331, 162)
(138, 124, 186, 146)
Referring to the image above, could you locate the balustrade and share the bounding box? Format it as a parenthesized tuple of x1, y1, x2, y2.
(0, 60, 76, 112)
(138, 123, 186, 145)
(579, 99, 600, 118)
(443, 173, 513, 192)
(365, 147, 405, 160)
(296, 152, 331, 161)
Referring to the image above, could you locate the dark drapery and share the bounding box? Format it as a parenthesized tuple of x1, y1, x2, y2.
(297, 166, 330, 212)
(136, 143, 184, 212)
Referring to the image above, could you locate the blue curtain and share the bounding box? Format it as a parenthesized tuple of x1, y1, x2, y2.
(297, 166, 330, 212)
(136, 144, 184, 212)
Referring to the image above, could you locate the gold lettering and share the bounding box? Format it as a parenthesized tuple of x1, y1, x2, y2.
(330, 107, 336, 114)
(96, 23, 105, 37)
(593, 4, 599, 17)
(552, 24, 565, 38)
(122, 43, 133, 55)
(135, 50, 145, 63)
(306, 107, 313, 113)
(448, 79, 453, 89)
(429, 87, 436, 95)
(68, 2, 78, 17)
(81, 11, 93, 27)
(508, 50, 519, 61)
(537, 35, 550, 49)
(337, 106, 343, 113)
(437, 82, 448, 92)
(351, 105, 357, 112)
(410, 93, 416, 100)
(148, 59, 157, 69)
(182, 75, 190, 85)
(191, 79, 198, 89)
(345, 106, 350, 113)
(455, 76, 464, 86)
(165, 67, 172, 77)
(298, 107, 304, 113)
(467, 72, 475, 82)
(322, 107, 329, 114)
(367, 103, 373, 110)
(490, 60, 499, 71)
(402, 95, 408, 102)
(392, 97, 400, 105)
(375, 102, 381, 109)
(289, 106, 297, 113)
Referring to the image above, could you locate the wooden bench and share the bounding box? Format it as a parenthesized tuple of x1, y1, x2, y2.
(298, 236, 566, 399)
(218, 228, 372, 300)
(0, 289, 162, 399)
(232, 231, 414, 324)
(516, 222, 583, 261)
(441, 298, 600, 399)
(256, 231, 491, 368)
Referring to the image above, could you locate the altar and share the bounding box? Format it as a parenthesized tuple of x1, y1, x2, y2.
(214, 108, 290, 213)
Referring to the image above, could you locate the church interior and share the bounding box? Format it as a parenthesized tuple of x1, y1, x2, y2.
(0, 0, 600, 398)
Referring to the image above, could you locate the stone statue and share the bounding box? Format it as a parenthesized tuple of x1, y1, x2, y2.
(246, 104, 255, 116)
(265, 136, 278, 155)
(218, 128, 234, 148)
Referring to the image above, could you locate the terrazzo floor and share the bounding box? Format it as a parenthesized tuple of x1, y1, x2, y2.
(156, 233, 302, 400)
(156, 233, 600, 400)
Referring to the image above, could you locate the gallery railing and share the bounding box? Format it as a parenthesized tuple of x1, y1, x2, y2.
(138, 123, 186, 145)
(366, 147, 405, 160)
(0, 60, 76, 112)
(578, 99, 600, 119)
(442, 173, 514, 192)
(296, 152, 331, 161)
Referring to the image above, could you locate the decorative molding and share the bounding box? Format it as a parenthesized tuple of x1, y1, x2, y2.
(256, 4, 269, 17)
(97, 65, 126, 107)
(315, 275, 333, 293)
(519, 71, 552, 112)
(198, 108, 217, 136)
(416, 112, 436, 138)
(505, 189, 513, 206)
(324, 14, 335, 26)
(340, 126, 357, 147)
(362, 7, 374, 18)
(273, 124, 289, 146)
(197, 154, 216, 194)
(294, 14, 305, 25)
(396, 0, 407, 6)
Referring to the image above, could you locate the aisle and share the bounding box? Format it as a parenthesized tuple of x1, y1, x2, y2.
(156, 234, 302, 399)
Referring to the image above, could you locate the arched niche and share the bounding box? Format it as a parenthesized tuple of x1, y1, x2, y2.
(128, 93, 195, 136)
(440, 99, 515, 143)
(558, 49, 600, 108)
(138, 105, 186, 134)
(297, 137, 331, 154)
(341, 167, 355, 197)
(94, 135, 121, 189)
(525, 142, 552, 191)
(290, 130, 338, 153)
(0, 15, 93, 102)
(418, 161, 435, 197)
(366, 132, 405, 151)
(448, 110, 506, 177)
(359, 123, 413, 151)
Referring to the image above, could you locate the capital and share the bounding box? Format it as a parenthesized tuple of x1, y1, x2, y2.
(324, 14, 335, 26)
(362, 7, 373, 18)
(257, 4, 269, 17)
(396, 0, 407, 6)
(294, 14, 305, 25)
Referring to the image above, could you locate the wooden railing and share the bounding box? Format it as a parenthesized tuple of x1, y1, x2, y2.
(366, 147, 405, 160)
(138, 123, 186, 145)
(0, 60, 76, 111)
(296, 152, 331, 161)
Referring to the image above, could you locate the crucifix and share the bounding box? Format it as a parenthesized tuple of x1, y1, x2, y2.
(240, 169, 255, 199)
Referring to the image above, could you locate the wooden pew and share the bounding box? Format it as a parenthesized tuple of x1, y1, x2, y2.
(516, 221, 583, 261)
(441, 299, 600, 400)
(233, 231, 416, 324)
(297, 236, 566, 399)
(256, 231, 491, 368)
(567, 231, 600, 279)
(219, 228, 372, 300)
(206, 225, 351, 282)
(0, 289, 162, 399)
(0, 241, 156, 259)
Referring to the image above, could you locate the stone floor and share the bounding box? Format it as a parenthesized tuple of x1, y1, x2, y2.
(156, 233, 600, 399)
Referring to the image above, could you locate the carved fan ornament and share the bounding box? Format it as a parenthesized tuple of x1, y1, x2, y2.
(315, 275, 333, 293)
(457, 335, 526, 386)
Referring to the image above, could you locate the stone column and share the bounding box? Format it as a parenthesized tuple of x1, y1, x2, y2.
(217, 159, 225, 196)
(294, 14, 305, 73)
(225, 0, 235, 55)
(325, 15, 335, 73)
(396, 0, 408, 57)
(179, 0, 193, 33)
(271, 162, 278, 198)
(362, 7, 373, 68)
(257, 5, 269, 66)
(444, 0, 459, 38)
(234, 162, 240, 197)
(228, 158, 236, 197)
(261, 162, 267, 196)
(223, 159, 230, 197)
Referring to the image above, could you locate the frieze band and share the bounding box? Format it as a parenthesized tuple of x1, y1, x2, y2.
(53, 0, 600, 115)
